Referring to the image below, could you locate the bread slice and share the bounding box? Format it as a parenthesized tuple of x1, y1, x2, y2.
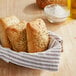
(26, 19, 50, 53)
(0, 16, 20, 48)
(6, 21, 27, 52)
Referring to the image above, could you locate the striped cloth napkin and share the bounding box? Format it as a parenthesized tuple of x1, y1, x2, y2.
(0, 31, 63, 71)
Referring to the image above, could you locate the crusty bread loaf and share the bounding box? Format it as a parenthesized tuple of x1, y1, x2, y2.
(0, 16, 20, 48)
(26, 19, 50, 53)
(6, 21, 27, 52)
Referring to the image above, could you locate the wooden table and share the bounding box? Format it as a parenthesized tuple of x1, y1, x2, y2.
(0, 0, 76, 76)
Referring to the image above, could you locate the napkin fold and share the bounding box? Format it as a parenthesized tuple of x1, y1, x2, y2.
(0, 31, 63, 71)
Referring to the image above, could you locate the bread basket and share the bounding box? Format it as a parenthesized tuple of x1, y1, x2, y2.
(0, 31, 63, 71)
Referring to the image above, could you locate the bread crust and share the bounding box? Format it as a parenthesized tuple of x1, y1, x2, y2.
(26, 19, 50, 53)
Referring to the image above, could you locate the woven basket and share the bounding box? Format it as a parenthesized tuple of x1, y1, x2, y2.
(36, 0, 67, 8)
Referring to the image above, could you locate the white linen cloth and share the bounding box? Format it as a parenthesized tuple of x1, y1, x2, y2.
(0, 31, 63, 71)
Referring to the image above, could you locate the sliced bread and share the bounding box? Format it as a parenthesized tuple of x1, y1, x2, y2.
(0, 16, 20, 48)
(6, 21, 27, 52)
(26, 19, 50, 53)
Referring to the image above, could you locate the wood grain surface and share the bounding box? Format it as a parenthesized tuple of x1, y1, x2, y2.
(0, 0, 76, 76)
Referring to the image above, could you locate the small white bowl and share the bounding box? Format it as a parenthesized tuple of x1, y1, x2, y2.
(44, 4, 70, 23)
